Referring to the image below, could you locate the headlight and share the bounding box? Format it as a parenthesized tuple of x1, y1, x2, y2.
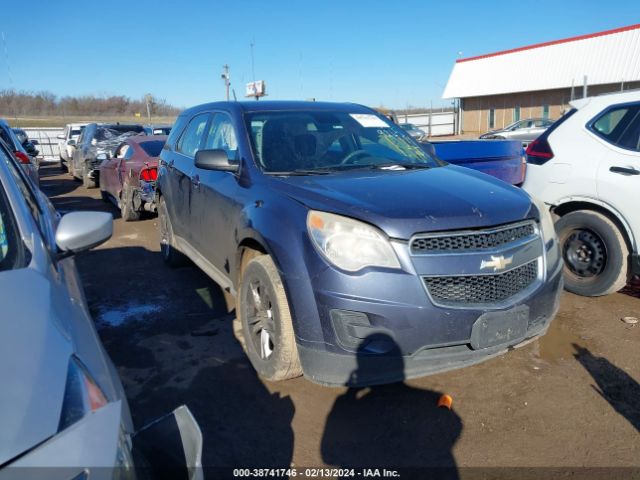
(531, 195, 560, 268)
(58, 357, 109, 431)
(307, 210, 401, 272)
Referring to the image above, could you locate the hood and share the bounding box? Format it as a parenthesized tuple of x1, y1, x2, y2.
(0, 269, 72, 465)
(269, 165, 535, 239)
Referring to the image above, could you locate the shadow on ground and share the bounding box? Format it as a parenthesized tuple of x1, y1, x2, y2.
(321, 333, 461, 478)
(573, 344, 639, 432)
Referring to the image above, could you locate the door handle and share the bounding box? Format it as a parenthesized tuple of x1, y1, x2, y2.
(610, 166, 640, 176)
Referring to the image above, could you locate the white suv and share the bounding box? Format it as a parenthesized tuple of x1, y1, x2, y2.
(523, 90, 640, 296)
(57, 123, 87, 170)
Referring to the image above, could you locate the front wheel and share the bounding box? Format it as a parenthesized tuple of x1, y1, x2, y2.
(238, 255, 302, 381)
(82, 163, 97, 188)
(556, 210, 629, 296)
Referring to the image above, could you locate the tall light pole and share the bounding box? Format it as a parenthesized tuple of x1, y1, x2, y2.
(221, 64, 230, 101)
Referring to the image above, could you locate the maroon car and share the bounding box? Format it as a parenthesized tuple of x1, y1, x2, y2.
(98, 135, 166, 221)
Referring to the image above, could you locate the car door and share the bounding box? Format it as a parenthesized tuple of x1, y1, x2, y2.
(100, 142, 126, 197)
(594, 103, 640, 250)
(193, 112, 243, 270)
(528, 120, 548, 141)
(115, 143, 135, 198)
(165, 112, 211, 242)
(509, 120, 532, 140)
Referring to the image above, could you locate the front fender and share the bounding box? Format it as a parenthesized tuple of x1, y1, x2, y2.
(235, 195, 325, 343)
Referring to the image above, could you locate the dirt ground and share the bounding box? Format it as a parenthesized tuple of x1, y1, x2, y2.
(39, 163, 639, 478)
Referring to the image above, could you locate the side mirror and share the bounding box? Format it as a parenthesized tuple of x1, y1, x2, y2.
(194, 149, 239, 172)
(96, 153, 108, 161)
(30, 139, 39, 145)
(67, 139, 76, 146)
(56, 211, 112, 256)
(57, 134, 65, 140)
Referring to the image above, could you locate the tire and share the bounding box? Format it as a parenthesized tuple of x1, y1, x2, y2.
(59, 156, 67, 172)
(157, 195, 187, 267)
(556, 210, 629, 296)
(100, 189, 110, 203)
(82, 163, 97, 189)
(238, 254, 302, 381)
(120, 184, 141, 222)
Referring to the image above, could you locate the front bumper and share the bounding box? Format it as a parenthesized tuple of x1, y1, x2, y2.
(293, 252, 564, 387)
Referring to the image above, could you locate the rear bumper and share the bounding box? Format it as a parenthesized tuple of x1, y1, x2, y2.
(296, 260, 563, 387)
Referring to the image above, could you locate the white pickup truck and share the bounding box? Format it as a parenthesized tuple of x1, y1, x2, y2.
(57, 123, 87, 171)
(523, 90, 639, 296)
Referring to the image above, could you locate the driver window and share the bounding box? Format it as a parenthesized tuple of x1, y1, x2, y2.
(204, 113, 239, 161)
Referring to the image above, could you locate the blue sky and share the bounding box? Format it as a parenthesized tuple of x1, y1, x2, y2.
(1, 0, 638, 109)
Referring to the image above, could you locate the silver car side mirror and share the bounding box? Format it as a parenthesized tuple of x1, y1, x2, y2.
(56, 211, 112, 256)
(67, 139, 76, 146)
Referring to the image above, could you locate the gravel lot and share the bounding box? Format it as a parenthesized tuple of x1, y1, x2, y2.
(40, 164, 639, 477)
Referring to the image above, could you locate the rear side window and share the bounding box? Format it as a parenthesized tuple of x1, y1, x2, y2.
(139, 140, 166, 157)
(177, 113, 210, 157)
(590, 104, 640, 151)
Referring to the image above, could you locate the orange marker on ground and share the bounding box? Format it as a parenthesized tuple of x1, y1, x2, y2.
(438, 394, 453, 409)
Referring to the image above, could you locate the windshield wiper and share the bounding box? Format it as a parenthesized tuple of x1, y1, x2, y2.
(265, 168, 333, 176)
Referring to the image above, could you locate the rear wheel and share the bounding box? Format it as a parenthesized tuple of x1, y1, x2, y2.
(120, 184, 141, 222)
(238, 254, 302, 381)
(556, 210, 629, 296)
(157, 196, 187, 267)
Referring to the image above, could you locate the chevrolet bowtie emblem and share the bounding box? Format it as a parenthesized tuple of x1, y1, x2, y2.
(480, 255, 513, 272)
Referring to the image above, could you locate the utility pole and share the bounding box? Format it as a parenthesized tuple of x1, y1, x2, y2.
(221, 64, 230, 101)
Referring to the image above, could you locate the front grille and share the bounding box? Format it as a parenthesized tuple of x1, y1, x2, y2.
(424, 260, 538, 305)
(411, 222, 536, 253)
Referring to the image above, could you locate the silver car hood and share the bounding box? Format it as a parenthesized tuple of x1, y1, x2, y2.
(0, 269, 72, 465)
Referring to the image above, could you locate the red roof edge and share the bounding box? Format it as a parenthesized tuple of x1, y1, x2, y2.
(456, 23, 640, 63)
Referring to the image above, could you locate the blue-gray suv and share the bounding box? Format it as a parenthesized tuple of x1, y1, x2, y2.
(157, 101, 563, 386)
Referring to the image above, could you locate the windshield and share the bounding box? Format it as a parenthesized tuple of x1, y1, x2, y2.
(245, 111, 439, 173)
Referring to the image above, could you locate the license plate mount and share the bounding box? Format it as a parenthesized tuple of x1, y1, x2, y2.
(470, 305, 529, 350)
